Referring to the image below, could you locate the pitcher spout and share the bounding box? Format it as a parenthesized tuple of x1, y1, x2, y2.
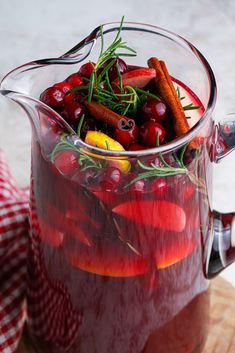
(0, 88, 75, 155)
(0, 23, 103, 153)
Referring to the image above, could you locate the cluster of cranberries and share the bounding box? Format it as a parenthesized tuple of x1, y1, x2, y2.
(40, 57, 169, 150)
(40, 62, 95, 130)
(39, 57, 175, 193)
(78, 165, 169, 195)
(52, 147, 189, 197)
(114, 99, 167, 150)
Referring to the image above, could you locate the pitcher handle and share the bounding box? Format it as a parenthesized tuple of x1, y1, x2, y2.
(207, 114, 235, 278)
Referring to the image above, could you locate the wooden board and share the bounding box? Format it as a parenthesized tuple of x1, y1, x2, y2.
(17, 276, 235, 353)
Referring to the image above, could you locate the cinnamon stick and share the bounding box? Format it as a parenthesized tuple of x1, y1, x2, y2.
(148, 57, 198, 152)
(84, 100, 135, 131)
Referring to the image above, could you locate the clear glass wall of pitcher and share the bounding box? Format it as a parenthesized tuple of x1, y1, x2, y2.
(1, 22, 235, 353)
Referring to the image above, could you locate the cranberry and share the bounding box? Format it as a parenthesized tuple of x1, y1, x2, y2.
(54, 82, 75, 103)
(79, 62, 95, 78)
(98, 167, 122, 191)
(167, 174, 195, 201)
(54, 150, 78, 175)
(66, 73, 84, 88)
(150, 177, 168, 197)
(164, 153, 178, 166)
(80, 168, 98, 186)
(40, 86, 65, 108)
(152, 157, 164, 167)
(128, 143, 145, 151)
(182, 182, 195, 200)
(130, 178, 146, 193)
(140, 121, 166, 147)
(81, 118, 100, 137)
(102, 57, 127, 81)
(114, 125, 139, 147)
(62, 101, 85, 126)
(142, 98, 168, 123)
(128, 173, 146, 193)
(164, 119, 176, 142)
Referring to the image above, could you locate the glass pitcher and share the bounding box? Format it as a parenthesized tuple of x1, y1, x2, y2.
(1, 22, 235, 353)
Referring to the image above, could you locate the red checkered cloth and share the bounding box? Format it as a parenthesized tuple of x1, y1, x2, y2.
(0, 150, 29, 353)
(27, 200, 82, 352)
(0, 150, 82, 353)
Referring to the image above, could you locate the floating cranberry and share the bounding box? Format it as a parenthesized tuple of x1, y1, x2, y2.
(114, 125, 139, 147)
(150, 177, 168, 197)
(62, 101, 85, 126)
(54, 150, 78, 175)
(130, 178, 146, 193)
(128, 143, 145, 151)
(81, 118, 100, 137)
(182, 182, 196, 200)
(54, 82, 75, 103)
(102, 57, 127, 81)
(164, 153, 178, 167)
(81, 168, 98, 186)
(66, 73, 84, 88)
(163, 119, 176, 142)
(79, 62, 95, 78)
(140, 121, 166, 147)
(138, 155, 164, 170)
(142, 98, 168, 123)
(167, 174, 195, 201)
(98, 167, 122, 191)
(153, 157, 164, 167)
(40, 87, 65, 108)
(128, 173, 146, 193)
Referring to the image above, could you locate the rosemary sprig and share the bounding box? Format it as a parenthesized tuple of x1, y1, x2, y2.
(87, 16, 136, 103)
(126, 157, 187, 188)
(176, 85, 201, 111)
(133, 87, 160, 101)
(77, 114, 85, 137)
(79, 154, 102, 171)
(50, 134, 103, 171)
(176, 86, 185, 100)
(126, 130, 205, 193)
(183, 103, 201, 111)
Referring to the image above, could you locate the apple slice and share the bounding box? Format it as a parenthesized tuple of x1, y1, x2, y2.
(113, 68, 156, 88)
(66, 209, 101, 231)
(65, 221, 93, 247)
(65, 238, 148, 277)
(85, 131, 130, 173)
(38, 218, 64, 247)
(112, 200, 186, 232)
(172, 80, 205, 136)
(155, 237, 197, 269)
(37, 201, 94, 246)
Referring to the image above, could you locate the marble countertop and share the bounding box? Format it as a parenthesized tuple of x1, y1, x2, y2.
(0, 0, 235, 286)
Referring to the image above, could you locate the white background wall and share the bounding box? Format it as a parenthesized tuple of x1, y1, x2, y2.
(0, 0, 235, 285)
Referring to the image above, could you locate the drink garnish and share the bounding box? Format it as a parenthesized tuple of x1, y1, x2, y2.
(148, 57, 199, 153)
(83, 100, 135, 130)
(87, 16, 137, 103)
